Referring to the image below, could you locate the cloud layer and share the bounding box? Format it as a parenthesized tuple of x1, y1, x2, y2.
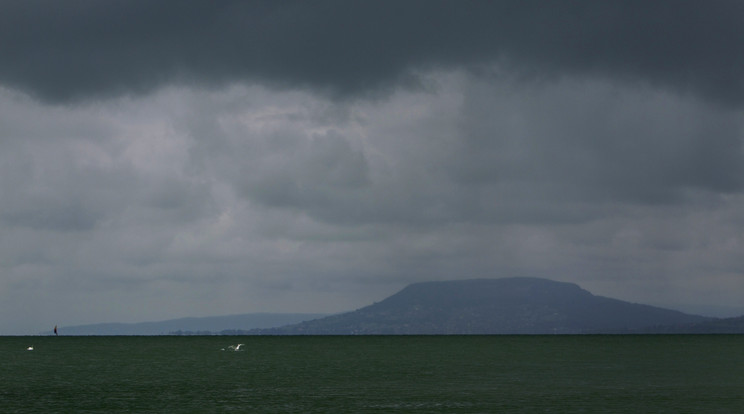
(2, 1, 744, 105)
(1, 2, 743, 333)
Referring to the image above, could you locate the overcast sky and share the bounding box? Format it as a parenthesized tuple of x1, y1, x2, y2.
(2, 1, 744, 334)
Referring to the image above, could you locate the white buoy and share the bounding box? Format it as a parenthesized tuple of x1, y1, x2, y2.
(27, 346, 33, 351)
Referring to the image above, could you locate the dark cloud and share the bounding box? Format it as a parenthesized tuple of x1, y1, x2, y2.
(2, 3, 744, 334)
(452, 78, 744, 207)
(182, 76, 744, 232)
(1, 1, 743, 105)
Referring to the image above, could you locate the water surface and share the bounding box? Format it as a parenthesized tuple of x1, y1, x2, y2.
(2, 335, 742, 412)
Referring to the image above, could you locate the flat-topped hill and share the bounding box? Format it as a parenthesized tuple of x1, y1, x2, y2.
(256, 278, 711, 334)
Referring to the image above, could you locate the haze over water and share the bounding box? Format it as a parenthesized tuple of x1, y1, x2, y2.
(3, 335, 742, 412)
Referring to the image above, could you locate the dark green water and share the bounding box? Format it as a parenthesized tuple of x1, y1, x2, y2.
(1, 335, 742, 413)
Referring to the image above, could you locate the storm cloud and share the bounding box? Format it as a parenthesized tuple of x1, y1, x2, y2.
(2, 1, 744, 105)
(1, 1, 743, 334)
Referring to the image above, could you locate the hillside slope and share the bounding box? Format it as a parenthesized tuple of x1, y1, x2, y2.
(256, 278, 711, 334)
(47, 313, 328, 335)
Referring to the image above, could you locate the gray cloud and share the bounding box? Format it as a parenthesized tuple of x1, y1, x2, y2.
(1, 3, 744, 334)
(1, 78, 743, 334)
(452, 77, 744, 207)
(1, 1, 743, 106)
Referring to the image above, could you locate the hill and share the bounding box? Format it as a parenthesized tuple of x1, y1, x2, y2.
(661, 315, 744, 334)
(46, 313, 328, 335)
(252, 278, 712, 334)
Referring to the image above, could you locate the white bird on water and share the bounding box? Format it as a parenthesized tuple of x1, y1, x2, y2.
(27, 346, 33, 351)
(227, 343, 244, 351)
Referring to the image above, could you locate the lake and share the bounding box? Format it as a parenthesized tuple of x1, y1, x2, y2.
(1, 335, 742, 412)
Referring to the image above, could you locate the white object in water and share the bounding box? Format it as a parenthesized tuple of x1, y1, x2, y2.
(227, 343, 245, 351)
(27, 346, 33, 351)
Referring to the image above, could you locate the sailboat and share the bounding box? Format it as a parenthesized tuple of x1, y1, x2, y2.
(54, 325, 58, 336)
